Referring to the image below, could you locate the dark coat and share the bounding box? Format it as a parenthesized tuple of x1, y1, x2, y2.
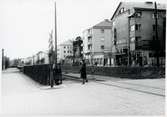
(80, 63, 87, 79)
(53, 68, 59, 80)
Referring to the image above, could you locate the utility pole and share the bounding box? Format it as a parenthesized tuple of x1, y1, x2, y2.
(48, 30, 54, 88)
(54, 2, 57, 66)
(128, 17, 130, 66)
(2, 49, 5, 70)
(154, 2, 159, 67)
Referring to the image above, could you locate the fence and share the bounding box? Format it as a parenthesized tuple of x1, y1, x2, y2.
(23, 64, 50, 85)
(21, 64, 165, 85)
(61, 65, 165, 79)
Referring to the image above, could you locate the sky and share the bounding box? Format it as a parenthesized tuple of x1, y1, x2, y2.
(0, 0, 166, 59)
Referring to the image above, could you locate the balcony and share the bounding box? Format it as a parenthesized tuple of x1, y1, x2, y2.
(87, 33, 92, 38)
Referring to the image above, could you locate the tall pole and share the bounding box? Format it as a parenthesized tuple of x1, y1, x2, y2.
(2, 49, 4, 70)
(55, 2, 57, 66)
(49, 30, 54, 88)
(154, 2, 159, 67)
(128, 17, 130, 66)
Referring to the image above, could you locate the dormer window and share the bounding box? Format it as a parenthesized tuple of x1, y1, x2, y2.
(119, 7, 127, 15)
(119, 7, 125, 14)
(135, 12, 142, 17)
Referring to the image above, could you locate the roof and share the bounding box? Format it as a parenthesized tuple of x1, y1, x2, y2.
(111, 2, 166, 20)
(59, 40, 73, 46)
(92, 19, 112, 29)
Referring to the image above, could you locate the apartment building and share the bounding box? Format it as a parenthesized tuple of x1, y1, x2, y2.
(82, 19, 112, 66)
(111, 2, 166, 66)
(57, 40, 73, 63)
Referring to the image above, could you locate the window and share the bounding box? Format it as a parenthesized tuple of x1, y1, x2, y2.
(88, 29, 91, 33)
(119, 7, 125, 14)
(101, 45, 104, 49)
(135, 24, 141, 31)
(135, 12, 142, 17)
(146, 2, 153, 4)
(67, 51, 69, 53)
(88, 36, 92, 42)
(130, 25, 135, 31)
(153, 35, 156, 40)
(123, 48, 128, 54)
(88, 44, 92, 50)
(117, 40, 126, 44)
(64, 46, 66, 49)
(101, 29, 104, 33)
(64, 51, 66, 53)
(152, 13, 159, 19)
(130, 37, 135, 42)
(152, 24, 157, 31)
(101, 38, 104, 41)
(136, 36, 141, 43)
(114, 28, 117, 45)
(114, 28, 116, 38)
(112, 21, 115, 26)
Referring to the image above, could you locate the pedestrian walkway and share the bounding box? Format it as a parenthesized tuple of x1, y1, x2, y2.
(63, 72, 165, 97)
(1, 68, 165, 115)
(63, 72, 127, 81)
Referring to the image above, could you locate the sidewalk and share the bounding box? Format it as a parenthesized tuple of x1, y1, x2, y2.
(63, 72, 128, 81)
(63, 72, 165, 97)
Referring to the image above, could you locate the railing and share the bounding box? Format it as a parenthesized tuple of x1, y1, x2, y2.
(21, 64, 165, 85)
(23, 64, 50, 85)
(61, 65, 165, 79)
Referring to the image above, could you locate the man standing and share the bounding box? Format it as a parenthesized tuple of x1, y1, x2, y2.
(80, 60, 88, 84)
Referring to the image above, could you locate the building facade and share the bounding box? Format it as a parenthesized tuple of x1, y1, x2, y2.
(82, 19, 112, 66)
(111, 2, 166, 66)
(57, 40, 73, 64)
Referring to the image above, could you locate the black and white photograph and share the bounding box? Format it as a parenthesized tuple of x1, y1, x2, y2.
(0, 0, 166, 116)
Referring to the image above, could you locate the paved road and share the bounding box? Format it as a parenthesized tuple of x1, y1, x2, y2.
(1, 68, 165, 115)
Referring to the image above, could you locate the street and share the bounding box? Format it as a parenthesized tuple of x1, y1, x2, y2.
(1, 68, 165, 115)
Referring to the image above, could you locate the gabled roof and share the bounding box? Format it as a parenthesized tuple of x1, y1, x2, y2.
(60, 40, 73, 46)
(111, 2, 166, 20)
(93, 19, 112, 29)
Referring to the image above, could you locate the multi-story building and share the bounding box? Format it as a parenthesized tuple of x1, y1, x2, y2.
(82, 19, 112, 66)
(31, 51, 49, 65)
(111, 2, 166, 66)
(25, 56, 33, 65)
(57, 40, 73, 64)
